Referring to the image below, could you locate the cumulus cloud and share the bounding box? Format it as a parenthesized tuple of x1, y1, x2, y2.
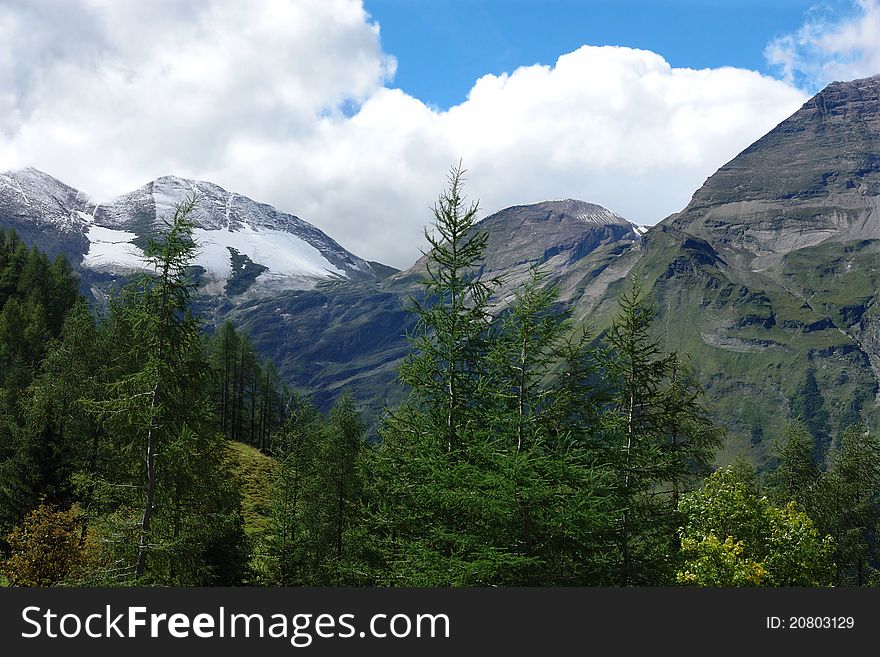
(0, 0, 395, 187)
(765, 0, 880, 90)
(0, 0, 807, 268)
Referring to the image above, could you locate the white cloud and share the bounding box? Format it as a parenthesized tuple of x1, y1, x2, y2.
(766, 0, 880, 90)
(0, 0, 808, 268)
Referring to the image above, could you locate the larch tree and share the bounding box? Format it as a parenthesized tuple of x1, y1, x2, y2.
(89, 198, 246, 584)
(601, 277, 722, 585)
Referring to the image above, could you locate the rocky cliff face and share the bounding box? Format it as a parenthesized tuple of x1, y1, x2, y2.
(669, 74, 880, 271)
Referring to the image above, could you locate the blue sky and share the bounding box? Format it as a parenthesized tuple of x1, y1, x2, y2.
(364, 0, 823, 109)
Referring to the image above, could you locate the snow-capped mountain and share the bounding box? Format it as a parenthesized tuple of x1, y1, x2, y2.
(0, 168, 382, 298)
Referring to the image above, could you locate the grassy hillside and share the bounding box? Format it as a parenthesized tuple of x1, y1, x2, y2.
(591, 227, 880, 467)
(226, 441, 277, 579)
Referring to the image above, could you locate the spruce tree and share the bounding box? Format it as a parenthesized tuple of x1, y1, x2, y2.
(768, 421, 822, 513)
(819, 424, 880, 585)
(368, 165, 534, 585)
(482, 268, 616, 584)
(269, 394, 324, 584)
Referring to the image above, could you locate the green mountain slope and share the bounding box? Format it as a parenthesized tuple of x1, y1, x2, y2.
(570, 75, 880, 462)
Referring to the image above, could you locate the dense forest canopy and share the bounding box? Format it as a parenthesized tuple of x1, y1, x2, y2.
(0, 174, 878, 587)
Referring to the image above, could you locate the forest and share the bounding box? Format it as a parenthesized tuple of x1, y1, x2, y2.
(0, 172, 878, 587)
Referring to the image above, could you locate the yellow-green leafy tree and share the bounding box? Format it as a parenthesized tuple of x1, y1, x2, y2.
(677, 463, 834, 586)
(2, 503, 86, 586)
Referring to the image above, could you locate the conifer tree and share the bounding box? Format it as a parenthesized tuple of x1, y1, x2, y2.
(323, 392, 365, 563)
(269, 394, 324, 584)
(482, 268, 616, 584)
(87, 198, 247, 584)
(601, 277, 722, 585)
(369, 164, 535, 585)
(768, 421, 822, 514)
(818, 424, 880, 585)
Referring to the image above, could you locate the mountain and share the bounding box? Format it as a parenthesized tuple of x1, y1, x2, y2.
(0, 167, 91, 266)
(0, 167, 642, 416)
(394, 198, 639, 301)
(225, 199, 642, 413)
(571, 74, 880, 463)
(669, 74, 880, 269)
(6, 75, 880, 461)
(0, 169, 383, 300)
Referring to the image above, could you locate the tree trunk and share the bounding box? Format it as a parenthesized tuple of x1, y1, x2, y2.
(135, 381, 159, 576)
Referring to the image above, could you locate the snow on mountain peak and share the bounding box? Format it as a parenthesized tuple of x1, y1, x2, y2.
(86, 176, 372, 294)
(1, 168, 377, 298)
(0, 168, 89, 233)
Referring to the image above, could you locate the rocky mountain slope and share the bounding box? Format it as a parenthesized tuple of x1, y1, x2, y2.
(669, 75, 880, 270)
(0, 169, 383, 300)
(226, 198, 642, 412)
(565, 74, 880, 463)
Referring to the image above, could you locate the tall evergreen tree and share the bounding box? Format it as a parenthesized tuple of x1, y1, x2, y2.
(367, 165, 533, 585)
(269, 394, 324, 584)
(601, 277, 722, 585)
(788, 367, 831, 460)
(86, 198, 247, 584)
(818, 424, 880, 586)
(482, 268, 616, 584)
(768, 421, 822, 514)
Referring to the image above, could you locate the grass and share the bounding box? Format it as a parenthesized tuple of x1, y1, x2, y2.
(578, 231, 880, 464)
(226, 441, 279, 582)
(226, 441, 277, 540)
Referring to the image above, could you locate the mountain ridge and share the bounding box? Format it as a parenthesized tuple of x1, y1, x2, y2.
(6, 75, 880, 461)
(578, 73, 880, 461)
(0, 169, 385, 299)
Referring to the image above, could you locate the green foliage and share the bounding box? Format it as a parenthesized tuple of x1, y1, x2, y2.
(363, 167, 542, 585)
(367, 165, 526, 585)
(768, 421, 821, 512)
(601, 278, 724, 585)
(4, 168, 877, 589)
(1, 503, 87, 587)
(788, 367, 831, 459)
(209, 320, 284, 450)
(74, 199, 248, 585)
(481, 269, 617, 584)
(360, 169, 717, 586)
(768, 421, 880, 585)
(816, 424, 880, 585)
(0, 229, 82, 539)
(678, 464, 834, 586)
(267, 392, 368, 585)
